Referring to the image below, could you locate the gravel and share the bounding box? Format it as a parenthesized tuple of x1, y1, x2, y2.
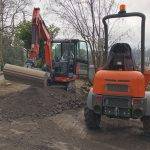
(0, 85, 86, 121)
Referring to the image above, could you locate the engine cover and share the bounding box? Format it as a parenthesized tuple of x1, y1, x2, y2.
(93, 70, 145, 98)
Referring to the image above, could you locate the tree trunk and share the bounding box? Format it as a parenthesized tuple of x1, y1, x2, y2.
(0, 0, 4, 69)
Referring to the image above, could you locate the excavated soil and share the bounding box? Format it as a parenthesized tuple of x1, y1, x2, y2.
(1, 76, 150, 150)
(0, 79, 86, 121)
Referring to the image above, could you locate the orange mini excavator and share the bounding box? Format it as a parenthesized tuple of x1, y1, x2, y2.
(84, 4, 150, 133)
(3, 8, 88, 90)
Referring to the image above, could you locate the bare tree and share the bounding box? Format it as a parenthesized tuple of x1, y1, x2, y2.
(49, 0, 130, 69)
(1, 0, 31, 34)
(0, 0, 4, 68)
(0, 0, 31, 68)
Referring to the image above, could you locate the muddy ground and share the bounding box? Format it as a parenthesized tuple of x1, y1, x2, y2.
(0, 76, 150, 150)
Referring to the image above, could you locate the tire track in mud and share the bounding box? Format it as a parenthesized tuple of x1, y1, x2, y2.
(50, 110, 123, 150)
(51, 110, 88, 140)
(0, 109, 149, 150)
(50, 109, 150, 150)
(51, 109, 143, 140)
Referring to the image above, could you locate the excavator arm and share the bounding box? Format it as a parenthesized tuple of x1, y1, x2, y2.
(3, 8, 53, 87)
(29, 8, 53, 70)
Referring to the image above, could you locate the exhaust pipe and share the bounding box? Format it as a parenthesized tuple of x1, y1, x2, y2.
(3, 64, 49, 87)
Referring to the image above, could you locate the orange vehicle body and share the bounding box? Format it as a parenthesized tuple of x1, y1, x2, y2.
(84, 5, 150, 131)
(93, 70, 146, 98)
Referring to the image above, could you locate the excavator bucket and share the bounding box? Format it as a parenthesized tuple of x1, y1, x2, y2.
(3, 64, 49, 87)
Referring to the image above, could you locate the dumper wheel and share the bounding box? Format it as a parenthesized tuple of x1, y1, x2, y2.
(84, 106, 101, 129)
(142, 116, 150, 133)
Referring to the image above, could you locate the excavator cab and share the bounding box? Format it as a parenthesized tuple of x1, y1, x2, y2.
(52, 39, 77, 78)
(84, 4, 150, 133)
(52, 39, 89, 80)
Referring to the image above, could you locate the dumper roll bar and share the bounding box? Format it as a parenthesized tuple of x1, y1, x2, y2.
(102, 12, 146, 73)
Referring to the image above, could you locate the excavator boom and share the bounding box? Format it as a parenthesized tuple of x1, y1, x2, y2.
(30, 8, 53, 70)
(3, 8, 53, 87)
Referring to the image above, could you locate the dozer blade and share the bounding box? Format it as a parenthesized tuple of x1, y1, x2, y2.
(3, 64, 49, 87)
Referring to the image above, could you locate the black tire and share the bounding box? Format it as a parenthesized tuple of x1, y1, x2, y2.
(142, 116, 150, 133)
(84, 106, 101, 129)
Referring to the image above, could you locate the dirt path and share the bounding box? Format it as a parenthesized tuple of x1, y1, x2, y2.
(0, 109, 150, 150)
(0, 79, 150, 150)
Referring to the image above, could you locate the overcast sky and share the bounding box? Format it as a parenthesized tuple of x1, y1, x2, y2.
(119, 0, 150, 48)
(32, 0, 150, 49)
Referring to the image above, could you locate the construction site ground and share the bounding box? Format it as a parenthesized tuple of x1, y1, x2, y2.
(0, 75, 150, 150)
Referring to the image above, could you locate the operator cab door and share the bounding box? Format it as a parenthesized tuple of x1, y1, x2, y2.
(76, 41, 89, 79)
(61, 42, 76, 77)
(52, 40, 89, 78)
(52, 41, 76, 77)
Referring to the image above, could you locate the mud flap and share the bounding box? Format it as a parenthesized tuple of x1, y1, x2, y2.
(144, 91, 150, 116)
(86, 88, 94, 110)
